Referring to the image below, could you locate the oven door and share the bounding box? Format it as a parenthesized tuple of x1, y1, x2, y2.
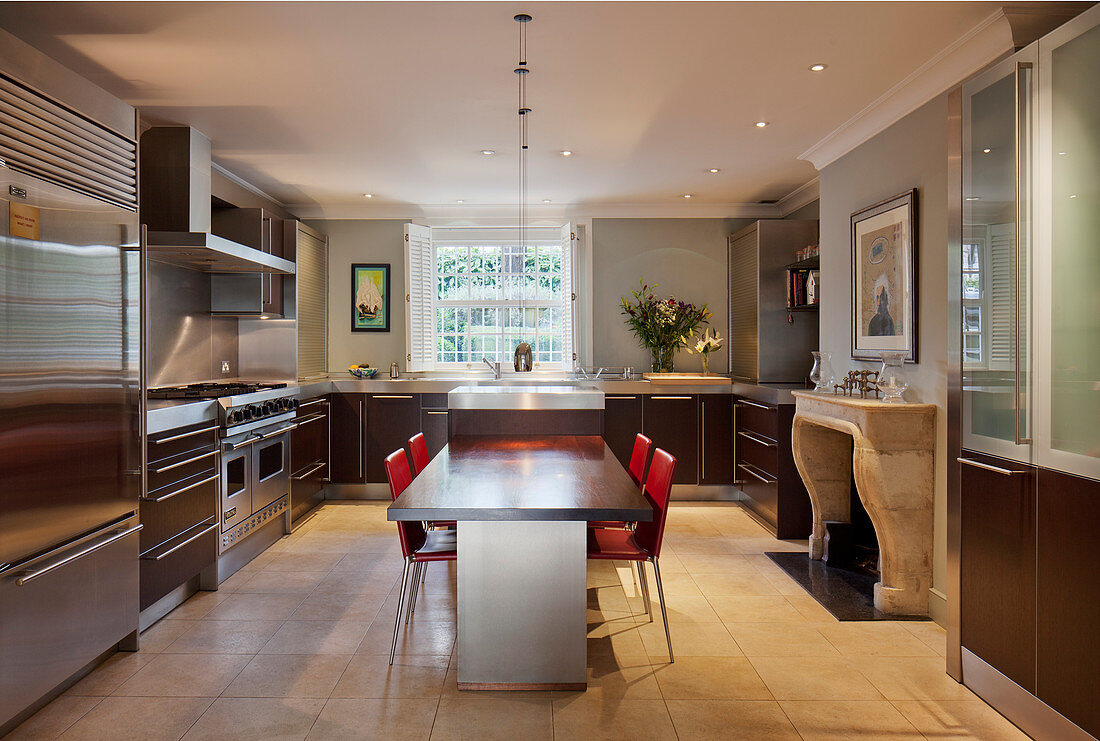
(252, 429, 291, 512)
(220, 444, 251, 531)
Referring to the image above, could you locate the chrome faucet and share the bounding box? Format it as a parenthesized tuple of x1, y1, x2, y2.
(482, 357, 501, 380)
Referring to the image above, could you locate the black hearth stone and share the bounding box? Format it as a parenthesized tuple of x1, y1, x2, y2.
(765, 552, 931, 622)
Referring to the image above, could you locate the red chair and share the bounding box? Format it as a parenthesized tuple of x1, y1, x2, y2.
(589, 433, 653, 529)
(407, 433, 456, 530)
(588, 447, 676, 661)
(384, 449, 456, 664)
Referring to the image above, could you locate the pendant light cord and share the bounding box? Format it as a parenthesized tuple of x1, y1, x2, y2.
(515, 13, 532, 313)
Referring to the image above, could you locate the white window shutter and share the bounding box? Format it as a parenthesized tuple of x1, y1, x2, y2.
(561, 223, 576, 371)
(404, 223, 435, 371)
(988, 223, 1015, 372)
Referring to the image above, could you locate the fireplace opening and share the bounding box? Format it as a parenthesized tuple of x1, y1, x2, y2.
(822, 476, 880, 578)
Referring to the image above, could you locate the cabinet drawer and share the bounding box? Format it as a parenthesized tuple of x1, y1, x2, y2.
(735, 398, 778, 439)
(421, 393, 448, 408)
(147, 421, 218, 465)
(147, 447, 218, 494)
(291, 406, 329, 473)
(140, 474, 218, 554)
(139, 519, 218, 611)
(736, 430, 779, 477)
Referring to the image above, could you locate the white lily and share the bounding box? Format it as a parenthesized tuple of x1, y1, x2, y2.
(684, 328, 723, 355)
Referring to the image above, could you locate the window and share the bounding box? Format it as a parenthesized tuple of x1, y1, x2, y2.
(405, 225, 575, 371)
(962, 241, 983, 366)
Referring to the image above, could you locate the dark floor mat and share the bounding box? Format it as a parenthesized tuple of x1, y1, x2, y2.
(766, 552, 931, 622)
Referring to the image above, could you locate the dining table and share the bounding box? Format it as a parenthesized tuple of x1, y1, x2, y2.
(388, 434, 653, 691)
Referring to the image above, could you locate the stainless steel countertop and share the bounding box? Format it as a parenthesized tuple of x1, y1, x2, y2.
(447, 385, 605, 410)
(730, 381, 812, 406)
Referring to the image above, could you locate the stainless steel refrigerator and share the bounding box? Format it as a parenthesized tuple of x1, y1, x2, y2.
(0, 162, 142, 732)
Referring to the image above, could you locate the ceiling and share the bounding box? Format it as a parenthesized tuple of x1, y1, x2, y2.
(0, 1, 1003, 212)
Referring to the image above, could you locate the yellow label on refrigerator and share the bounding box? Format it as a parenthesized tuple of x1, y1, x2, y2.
(9, 201, 41, 240)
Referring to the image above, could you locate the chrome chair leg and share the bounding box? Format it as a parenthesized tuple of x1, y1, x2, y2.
(637, 560, 652, 619)
(651, 557, 674, 662)
(405, 561, 422, 625)
(390, 558, 411, 665)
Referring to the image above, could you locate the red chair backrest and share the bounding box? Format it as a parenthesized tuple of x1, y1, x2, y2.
(627, 433, 653, 489)
(632, 448, 675, 558)
(408, 432, 429, 475)
(384, 448, 423, 558)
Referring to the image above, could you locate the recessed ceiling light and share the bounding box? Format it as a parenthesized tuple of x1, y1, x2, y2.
(480, 149, 496, 156)
(683, 194, 693, 199)
(965, 196, 980, 201)
(558, 150, 573, 157)
(1058, 151, 1067, 156)
(755, 121, 768, 128)
(363, 193, 373, 198)
(809, 63, 827, 72)
(542, 199, 552, 203)
(456, 199, 464, 204)
(982, 148, 991, 154)
(1070, 194, 1078, 199)
(707, 168, 720, 173)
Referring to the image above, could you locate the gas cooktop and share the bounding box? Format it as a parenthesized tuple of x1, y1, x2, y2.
(147, 382, 288, 400)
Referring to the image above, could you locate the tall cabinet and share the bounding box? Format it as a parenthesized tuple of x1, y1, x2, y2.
(955, 7, 1100, 738)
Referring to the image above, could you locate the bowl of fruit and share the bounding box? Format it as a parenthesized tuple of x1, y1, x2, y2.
(348, 364, 377, 379)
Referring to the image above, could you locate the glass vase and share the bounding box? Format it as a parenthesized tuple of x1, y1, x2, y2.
(876, 351, 910, 402)
(809, 351, 833, 391)
(701, 353, 710, 376)
(650, 345, 675, 373)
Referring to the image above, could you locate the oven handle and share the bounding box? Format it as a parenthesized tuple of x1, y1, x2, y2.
(255, 422, 298, 440)
(299, 398, 328, 409)
(295, 412, 327, 427)
(142, 522, 218, 561)
(150, 449, 217, 474)
(14, 524, 143, 586)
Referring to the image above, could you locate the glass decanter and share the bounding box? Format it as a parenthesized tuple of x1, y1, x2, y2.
(876, 351, 910, 402)
(809, 351, 833, 392)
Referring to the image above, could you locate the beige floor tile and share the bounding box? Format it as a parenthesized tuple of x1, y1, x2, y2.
(749, 656, 883, 701)
(5, 695, 102, 740)
(817, 622, 939, 657)
(708, 595, 806, 623)
(332, 654, 449, 699)
(430, 696, 553, 741)
(663, 535, 740, 555)
(850, 657, 977, 701)
(783, 593, 840, 623)
(290, 591, 388, 622)
(344, 533, 405, 553)
(551, 696, 677, 741)
(262, 620, 370, 655)
(113, 653, 251, 697)
(647, 594, 722, 623)
(677, 553, 760, 575)
(164, 591, 228, 620)
(634, 620, 741, 657)
(893, 699, 1031, 740)
(779, 700, 924, 740)
(215, 568, 256, 592)
(163, 619, 282, 654)
(691, 571, 782, 597)
(586, 619, 649, 658)
(262, 551, 346, 572)
(65, 652, 157, 696)
(305, 698, 438, 741)
(361, 618, 456, 656)
(182, 697, 325, 740)
(138, 618, 197, 651)
(57, 696, 213, 741)
(331, 551, 405, 575)
(638, 569, 703, 597)
(575, 654, 663, 699)
(203, 593, 306, 621)
(376, 591, 456, 624)
(235, 570, 328, 595)
(726, 623, 839, 657)
(313, 569, 401, 596)
(437, 669, 556, 700)
(222, 654, 352, 698)
(651, 656, 772, 700)
(666, 700, 801, 740)
(903, 620, 949, 656)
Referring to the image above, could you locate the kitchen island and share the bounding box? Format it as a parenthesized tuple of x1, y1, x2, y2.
(389, 435, 652, 690)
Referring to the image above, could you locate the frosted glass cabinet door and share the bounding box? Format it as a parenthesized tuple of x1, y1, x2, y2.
(961, 47, 1036, 463)
(1038, 10, 1100, 480)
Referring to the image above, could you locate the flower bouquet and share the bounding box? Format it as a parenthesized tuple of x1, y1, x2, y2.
(682, 328, 723, 375)
(620, 281, 711, 372)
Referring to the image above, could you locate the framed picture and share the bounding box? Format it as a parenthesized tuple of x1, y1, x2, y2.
(351, 263, 390, 332)
(850, 189, 918, 362)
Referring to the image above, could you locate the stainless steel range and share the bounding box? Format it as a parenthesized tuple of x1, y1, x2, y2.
(148, 382, 300, 552)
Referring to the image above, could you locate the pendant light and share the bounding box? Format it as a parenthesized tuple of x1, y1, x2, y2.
(515, 13, 532, 312)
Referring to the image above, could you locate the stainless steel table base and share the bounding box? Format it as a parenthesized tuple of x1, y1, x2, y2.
(457, 521, 587, 690)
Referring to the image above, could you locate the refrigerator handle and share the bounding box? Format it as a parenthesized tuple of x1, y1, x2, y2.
(1013, 61, 1033, 446)
(12, 524, 143, 586)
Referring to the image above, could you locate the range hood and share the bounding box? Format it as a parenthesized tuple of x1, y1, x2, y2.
(139, 126, 295, 276)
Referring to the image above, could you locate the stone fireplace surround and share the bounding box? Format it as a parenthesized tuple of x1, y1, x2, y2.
(790, 391, 936, 615)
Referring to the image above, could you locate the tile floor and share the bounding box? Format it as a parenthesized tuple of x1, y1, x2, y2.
(8, 501, 1029, 740)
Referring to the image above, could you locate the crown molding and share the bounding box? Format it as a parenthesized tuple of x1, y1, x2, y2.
(798, 9, 1014, 170)
(777, 178, 820, 217)
(288, 201, 782, 221)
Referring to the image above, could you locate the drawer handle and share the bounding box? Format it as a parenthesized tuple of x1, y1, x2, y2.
(144, 472, 219, 503)
(651, 396, 692, 400)
(957, 457, 1026, 476)
(737, 462, 777, 484)
(292, 461, 328, 480)
(150, 449, 217, 474)
(426, 410, 448, 415)
(151, 423, 218, 444)
(143, 522, 218, 561)
(736, 399, 773, 411)
(295, 413, 328, 427)
(737, 430, 777, 448)
(606, 396, 637, 400)
(373, 395, 414, 399)
(14, 524, 143, 586)
(298, 398, 329, 408)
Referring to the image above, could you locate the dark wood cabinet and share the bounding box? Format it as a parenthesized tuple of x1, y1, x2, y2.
(700, 394, 733, 485)
(602, 394, 643, 470)
(421, 409, 450, 459)
(329, 393, 365, 484)
(1036, 468, 1100, 737)
(959, 451, 1037, 693)
(363, 394, 421, 483)
(643, 395, 699, 485)
(290, 397, 329, 520)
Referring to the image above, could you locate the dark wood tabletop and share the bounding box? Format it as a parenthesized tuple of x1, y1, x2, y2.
(387, 435, 654, 522)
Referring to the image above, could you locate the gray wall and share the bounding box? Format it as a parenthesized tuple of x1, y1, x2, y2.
(590, 218, 754, 373)
(308, 218, 409, 373)
(785, 200, 820, 221)
(818, 94, 949, 622)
